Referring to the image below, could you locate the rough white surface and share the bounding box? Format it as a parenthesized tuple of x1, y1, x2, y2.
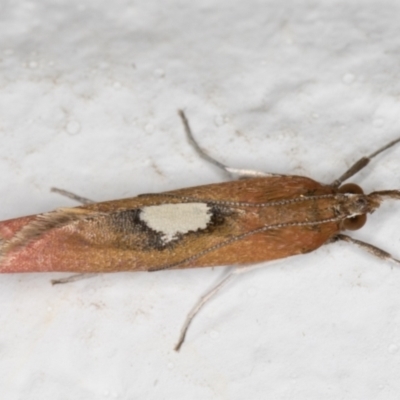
(1, 1, 400, 399)
(140, 203, 212, 243)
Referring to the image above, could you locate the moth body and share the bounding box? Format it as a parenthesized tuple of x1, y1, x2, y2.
(0, 175, 388, 274)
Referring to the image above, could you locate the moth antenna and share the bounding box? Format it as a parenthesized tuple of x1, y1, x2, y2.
(332, 136, 400, 187)
(175, 269, 236, 351)
(369, 190, 400, 202)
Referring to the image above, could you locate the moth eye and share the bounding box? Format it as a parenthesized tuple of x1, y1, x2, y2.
(338, 183, 367, 230)
(338, 183, 364, 195)
(343, 214, 367, 230)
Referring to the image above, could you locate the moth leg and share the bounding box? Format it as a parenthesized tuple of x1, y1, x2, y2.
(51, 273, 99, 285)
(174, 264, 265, 351)
(225, 168, 282, 179)
(333, 234, 400, 265)
(48, 191, 99, 284)
(175, 268, 237, 351)
(51, 187, 94, 205)
(43, 189, 96, 284)
(51, 188, 99, 285)
(178, 110, 280, 179)
(331, 136, 400, 187)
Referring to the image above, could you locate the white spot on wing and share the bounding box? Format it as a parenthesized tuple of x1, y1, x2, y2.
(140, 203, 212, 244)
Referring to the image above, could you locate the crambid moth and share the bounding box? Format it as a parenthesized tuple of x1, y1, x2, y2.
(1, 111, 400, 350)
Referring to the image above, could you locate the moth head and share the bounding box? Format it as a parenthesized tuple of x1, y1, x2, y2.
(338, 183, 400, 231)
(338, 183, 368, 230)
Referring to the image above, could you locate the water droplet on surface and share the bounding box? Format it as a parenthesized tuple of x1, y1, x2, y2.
(373, 118, 384, 127)
(342, 73, 355, 84)
(388, 344, 398, 354)
(154, 68, 165, 78)
(28, 61, 38, 69)
(145, 123, 154, 133)
(210, 330, 219, 339)
(66, 120, 81, 135)
(99, 61, 109, 69)
(214, 115, 225, 127)
(167, 362, 174, 369)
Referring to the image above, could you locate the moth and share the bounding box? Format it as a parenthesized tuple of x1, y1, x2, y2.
(1, 110, 400, 350)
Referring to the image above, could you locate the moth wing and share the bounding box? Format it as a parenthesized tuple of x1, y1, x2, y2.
(82, 175, 332, 213)
(0, 175, 337, 273)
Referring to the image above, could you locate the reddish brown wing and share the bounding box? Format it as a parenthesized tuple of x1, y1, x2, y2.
(0, 176, 340, 273)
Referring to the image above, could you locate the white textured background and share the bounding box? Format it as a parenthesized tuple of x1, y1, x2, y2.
(1, 1, 400, 399)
